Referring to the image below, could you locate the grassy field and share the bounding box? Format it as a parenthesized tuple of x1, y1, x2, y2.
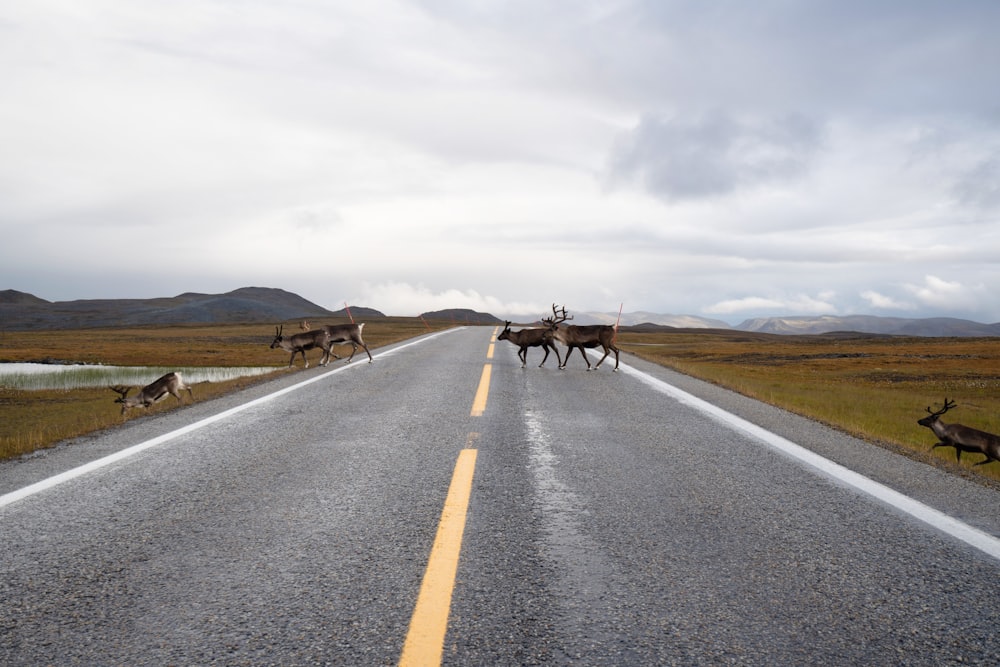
(0, 318, 450, 460)
(615, 328, 1000, 484)
(2, 322, 999, 485)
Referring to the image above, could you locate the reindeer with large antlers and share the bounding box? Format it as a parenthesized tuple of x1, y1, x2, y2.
(109, 372, 193, 415)
(269, 325, 334, 368)
(543, 304, 620, 371)
(917, 398, 1000, 466)
(497, 320, 561, 368)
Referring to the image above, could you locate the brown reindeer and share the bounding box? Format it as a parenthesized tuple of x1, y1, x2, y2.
(269, 325, 334, 368)
(110, 372, 193, 415)
(917, 398, 1000, 466)
(497, 321, 561, 368)
(321, 322, 373, 363)
(543, 304, 620, 371)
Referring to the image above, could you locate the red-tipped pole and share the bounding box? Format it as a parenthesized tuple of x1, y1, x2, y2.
(344, 301, 354, 323)
(613, 303, 623, 342)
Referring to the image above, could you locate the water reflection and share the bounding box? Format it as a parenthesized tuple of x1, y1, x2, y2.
(0, 363, 280, 390)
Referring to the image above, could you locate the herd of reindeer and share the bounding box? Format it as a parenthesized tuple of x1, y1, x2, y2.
(106, 304, 1000, 468)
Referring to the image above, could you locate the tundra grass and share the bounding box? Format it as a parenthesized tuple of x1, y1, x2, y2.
(616, 330, 1000, 484)
(0, 318, 450, 460)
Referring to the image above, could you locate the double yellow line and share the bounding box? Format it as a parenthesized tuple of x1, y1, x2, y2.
(398, 327, 498, 666)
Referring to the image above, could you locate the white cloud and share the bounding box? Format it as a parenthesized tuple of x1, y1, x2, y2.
(861, 290, 914, 311)
(703, 293, 836, 317)
(904, 275, 988, 312)
(355, 282, 549, 318)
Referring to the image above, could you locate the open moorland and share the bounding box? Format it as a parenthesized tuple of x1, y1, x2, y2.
(615, 328, 1000, 484)
(0, 318, 450, 461)
(2, 322, 999, 485)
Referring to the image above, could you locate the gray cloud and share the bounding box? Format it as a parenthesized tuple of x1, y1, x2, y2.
(607, 112, 822, 200)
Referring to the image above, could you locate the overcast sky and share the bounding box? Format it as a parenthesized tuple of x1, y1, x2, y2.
(2, 1, 998, 323)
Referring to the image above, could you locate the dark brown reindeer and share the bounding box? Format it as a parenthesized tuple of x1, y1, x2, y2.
(269, 325, 334, 368)
(321, 322, 373, 364)
(110, 372, 193, 415)
(917, 398, 1000, 466)
(543, 304, 620, 371)
(497, 321, 561, 368)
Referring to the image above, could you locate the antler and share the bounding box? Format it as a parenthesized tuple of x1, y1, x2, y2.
(546, 303, 572, 326)
(925, 397, 957, 417)
(109, 385, 130, 398)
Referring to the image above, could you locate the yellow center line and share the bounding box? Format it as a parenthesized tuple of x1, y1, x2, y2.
(470, 364, 492, 417)
(399, 445, 479, 667)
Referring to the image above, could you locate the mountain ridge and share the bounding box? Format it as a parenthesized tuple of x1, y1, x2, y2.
(1, 289, 997, 336)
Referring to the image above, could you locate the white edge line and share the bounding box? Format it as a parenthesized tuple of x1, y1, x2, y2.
(616, 360, 1000, 562)
(0, 328, 460, 509)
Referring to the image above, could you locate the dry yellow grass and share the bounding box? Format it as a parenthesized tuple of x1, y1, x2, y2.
(0, 318, 449, 460)
(616, 329, 1000, 483)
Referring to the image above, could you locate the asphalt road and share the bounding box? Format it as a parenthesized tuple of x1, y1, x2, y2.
(2, 326, 998, 665)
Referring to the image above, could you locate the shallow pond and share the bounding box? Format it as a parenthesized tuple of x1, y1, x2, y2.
(0, 363, 281, 391)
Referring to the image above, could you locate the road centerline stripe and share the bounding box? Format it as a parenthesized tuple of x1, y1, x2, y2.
(470, 364, 492, 417)
(399, 447, 478, 667)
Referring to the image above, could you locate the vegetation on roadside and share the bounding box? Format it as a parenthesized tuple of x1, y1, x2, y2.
(0, 318, 450, 460)
(616, 329, 1000, 483)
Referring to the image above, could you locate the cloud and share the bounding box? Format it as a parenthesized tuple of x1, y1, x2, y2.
(861, 290, 915, 311)
(703, 293, 837, 317)
(904, 275, 988, 312)
(607, 111, 822, 200)
(355, 281, 549, 317)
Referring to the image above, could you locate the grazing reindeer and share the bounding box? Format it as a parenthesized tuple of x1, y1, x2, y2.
(321, 322, 373, 364)
(269, 325, 333, 368)
(917, 398, 1000, 466)
(543, 304, 620, 371)
(109, 372, 193, 415)
(497, 321, 561, 368)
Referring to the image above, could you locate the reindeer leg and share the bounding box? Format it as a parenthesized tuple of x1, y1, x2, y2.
(518, 347, 527, 368)
(593, 346, 611, 370)
(539, 346, 549, 368)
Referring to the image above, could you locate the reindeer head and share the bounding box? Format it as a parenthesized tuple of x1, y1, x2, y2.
(269, 325, 284, 349)
(109, 385, 134, 415)
(498, 321, 512, 341)
(918, 398, 957, 427)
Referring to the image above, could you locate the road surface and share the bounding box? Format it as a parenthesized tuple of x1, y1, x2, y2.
(2, 326, 999, 665)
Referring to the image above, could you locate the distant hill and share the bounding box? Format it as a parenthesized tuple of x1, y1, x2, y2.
(420, 308, 502, 325)
(735, 314, 1000, 337)
(0, 287, 385, 330)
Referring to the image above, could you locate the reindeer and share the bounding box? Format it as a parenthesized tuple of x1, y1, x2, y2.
(299, 320, 311, 331)
(269, 325, 334, 368)
(497, 320, 561, 368)
(320, 322, 373, 364)
(109, 372, 193, 415)
(543, 304, 620, 371)
(917, 398, 1000, 466)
